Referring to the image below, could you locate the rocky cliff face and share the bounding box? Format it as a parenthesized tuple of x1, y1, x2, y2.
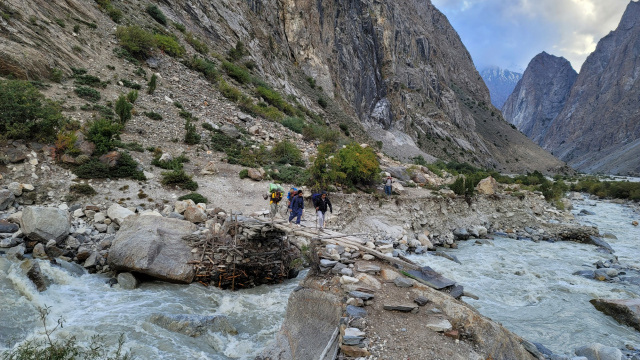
(503, 1, 640, 175)
(541, 1, 640, 174)
(502, 53, 577, 144)
(480, 67, 522, 109)
(0, 0, 567, 173)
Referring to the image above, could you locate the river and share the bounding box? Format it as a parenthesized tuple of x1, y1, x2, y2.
(409, 197, 640, 355)
(0, 256, 304, 359)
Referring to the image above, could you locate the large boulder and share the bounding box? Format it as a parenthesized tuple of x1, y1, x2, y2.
(184, 205, 207, 223)
(20, 259, 48, 292)
(149, 314, 237, 337)
(107, 216, 197, 283)
(107, 204, 135, 225)
(21, 206, 70, 243)
(590, 298, 640, 331)
(200, 161, 218, 175)
(248, 168, 263, 181)
(476, 176, 499, 195)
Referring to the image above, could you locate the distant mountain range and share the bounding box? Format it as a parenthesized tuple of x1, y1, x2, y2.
(502, 0, 640, 175)
(480, 67, 522, 109)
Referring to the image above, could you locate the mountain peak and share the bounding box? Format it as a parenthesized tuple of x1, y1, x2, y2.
(619, 0, 640, 30)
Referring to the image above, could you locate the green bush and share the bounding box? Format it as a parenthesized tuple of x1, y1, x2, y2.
(50, 68, 63, 83)
(227, 41, 246, 61)
(281, 117, 305, 133)
(238, 98, 284, 121)
(116, 25, 156, 58)
(85, 118, 123, 155)
(317, 97, 328, 108)
(332, 143, 380, 186)
(120, 79, 141, 90)
(0, 79, 65, 141)
(74, 74, 106, 88)
(222, 61, 251, 84)
(219, 79, 243, 101)
(302, 123, 340, 142)
(184, 120, 200, 145)
(188, 56, 218, 81)
(450, 177, 466, 196)
(339, 123, 350, 136)
(161, 169, 198, 190)
(96, 0, 122, 23)
(69, 183, 97, 196)
(155, 34, 185, 57)
(152, 153, 189, 170)
(147, 73, 157, 94)
(146, 4, 167, 25)
(178, 192, 208, 204)
(239, 169, 249, 179)
(114, 140, 144, 152)
(115, 94, 133, 123)
(268, 165, 310, 185)
(75, 86, 101, 102)
(126, 90, 138, 103)
(172, 21, 186, 33)
(256, 86, 296, 115)
(202, 122, 214, 131)
(179, 110, 193, 119)
(185, 32, 208, 54)
(74, 152, 145, 180)
(272, 140, 304, 166)
(144, 111, 163, 120)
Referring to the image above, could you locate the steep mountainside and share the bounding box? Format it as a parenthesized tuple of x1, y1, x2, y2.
(480, 66, 522, 109)
(0, 0, 567, 173)
(502, 53, 577, 144)
(541, 0, 640, 174)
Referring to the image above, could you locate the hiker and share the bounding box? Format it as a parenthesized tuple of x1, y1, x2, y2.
(270, 190, 283, 219)
(286, 187, 297, 214)
(384, 176, 393, 196)
(288, 189, 304, 226)
(313, 191, 332, 230)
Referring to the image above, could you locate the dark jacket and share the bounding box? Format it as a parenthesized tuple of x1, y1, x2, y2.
(314, 196, 332, 213)
(290, 195, 304, 212)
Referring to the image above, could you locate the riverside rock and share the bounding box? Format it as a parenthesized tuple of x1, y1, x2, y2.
(149, 314, 237, 337)
(575, 343, 622, 360)
(476, 176, 499, 195)
(590, 298, 640, 331)
(117, 272, 139, 290)
(20, 260, 48, 292)
(21, 206, 70, 243)
(108, 216, 197, 283)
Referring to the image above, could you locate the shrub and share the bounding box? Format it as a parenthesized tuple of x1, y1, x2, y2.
(74, 74, 106, 88)
(120, 79, 141, 90)
(184, 120, 200, 145)
(202, 122, 214, 131)
(281, 117, 305, 133)
(146, 4, 167, 25)
(256, 86, 296, 115)
(238, 98, 284, 121)
(173, 101, 183, 109)
(115, 94, 133, 123)
(50, 68, 63, 83)
(185, 32, 208, 54)
(147, 73, 157, 94)
(228, 40, 246, 61)
(85, 118, 123, 155)
(74, 152, 145, 180)
(70, 183, 97, 196)
(306, 76, 316, 88)
(317, 97, 328, 108)
(0, 79, 65, 141)
(178, 192, 208, 204)
(268, 165, 310, 184)
(179, 110, 193, 119)
(219, 79, 242, 101)
(75, 86, 101, 102)
(172, 21, 186, 33)
(239, 169, 249, 179)
(73, 24, 80, 33)
(115, 25, 156, 58)
(152, 153, 189, 170)
(272, 140, 304, 166)
(332, 143, 380, 186)
(144, 111, 163, 120)
(155, 34, 185, 57)
(114, 140, 144, 152)
(222, 61, 251, 84)
(188, 56, 218, 81)
(161, 169, 198, 190)
(339, 123, 350, 136)
(302, 123, 340, 143)
(126, 89, 138, 103)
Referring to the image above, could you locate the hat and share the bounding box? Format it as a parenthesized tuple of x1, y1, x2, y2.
(387, 175, 392, 178)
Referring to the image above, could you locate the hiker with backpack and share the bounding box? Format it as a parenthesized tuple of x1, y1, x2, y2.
(286, 187, 297, 215)
(312, 191, 332, 230)
(270, 190, 283, 219)
(384, 175, 393, 196)
(288, 189, 304, 226)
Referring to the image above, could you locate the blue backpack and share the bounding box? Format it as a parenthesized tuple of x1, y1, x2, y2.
(311, 193, 322, 206)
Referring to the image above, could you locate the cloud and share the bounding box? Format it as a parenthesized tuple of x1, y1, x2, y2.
(432, 0, 631, 72)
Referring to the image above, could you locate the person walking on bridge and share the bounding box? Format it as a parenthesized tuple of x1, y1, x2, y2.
(288, 190, 304, 226)
(313, 191, 332, 231)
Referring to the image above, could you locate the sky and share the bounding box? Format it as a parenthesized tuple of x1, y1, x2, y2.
(431, 0, 632, 73)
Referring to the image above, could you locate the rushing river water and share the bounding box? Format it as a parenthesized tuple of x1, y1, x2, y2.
(409, 198, 640, 355)
(0, 255, 304, 359)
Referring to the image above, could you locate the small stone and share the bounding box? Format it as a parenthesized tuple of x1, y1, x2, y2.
(83, 252, 98, 268)
(349, 291, 374, 300)
(393, 277, 414, 288)
(73, 208, 85, 218)
(340, 268, 354, 276)
(339, 345, 370, 358)
(426, 319, 452, 332)
(356, 263, 381, 274)
(340, 276, 359, 285)
(117, 272, 139, 290)
(414, 296, 430, 306)
(346, 305, 367, 318)
(383, 304, 417, 312)
(32, 243, 47, 259)
(362, 254, 375, 261)
(346, 297, 364, 307)
(444, 330, 459, 339)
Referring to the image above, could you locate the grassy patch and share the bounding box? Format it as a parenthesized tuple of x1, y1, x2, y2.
(74, 86, 101, 102)
(280, 116, 305, 133)
(69, 183, 97, 196)
(222, 61, 251, 84)
(185, 32, 208, 54)
(155, 34, 185, 57)
(161, 169, 198, 190)
(178, 192, 208, 204)
(144, 111, 163, 120)
(187, 56, 218, 81)
(115, 25, 155, 58)
(146, 4, 167, 25)
(152, 153, 189, 170)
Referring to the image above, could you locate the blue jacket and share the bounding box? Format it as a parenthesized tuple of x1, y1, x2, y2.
(290, 196, 304, 212)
